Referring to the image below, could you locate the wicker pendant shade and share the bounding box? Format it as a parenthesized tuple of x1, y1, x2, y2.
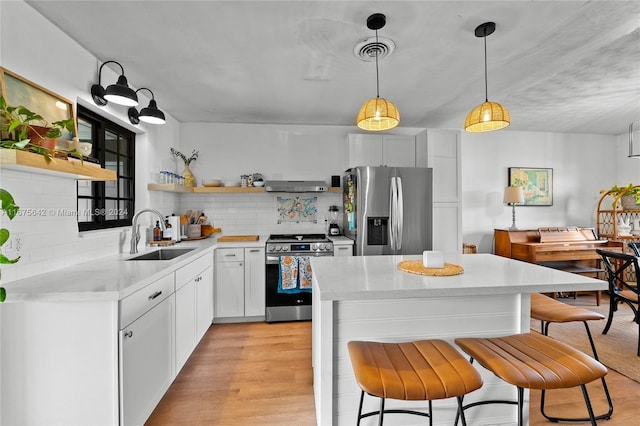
(464, 101, 510, 132)
(464, 22, 510, 133)
(356, 13, 399, 132)
(357, 97, 400, 131)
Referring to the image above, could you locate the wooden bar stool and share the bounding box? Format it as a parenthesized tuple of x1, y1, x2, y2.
(347, 339, 482, 425)
(455, 333, 608, 426)
(530, 293, 613, 422)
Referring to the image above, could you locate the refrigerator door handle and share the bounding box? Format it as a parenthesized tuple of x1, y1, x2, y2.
(389, 177, 397, 250)
(396, 177, 403, 250)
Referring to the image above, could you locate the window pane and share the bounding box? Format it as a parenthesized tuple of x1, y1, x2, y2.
(105, 130, 117, 152)
(105, 180, 118, 198)
(120, 156, 130, 177)
(119, 178, 131, 198)
(77, 180, 93, 197)
(119, 136, 128, 154)
(78, 118, 92, 141)
(77, 198, 93, 222)
(105, 199, 117, 220)
(105, 151, 117, 172)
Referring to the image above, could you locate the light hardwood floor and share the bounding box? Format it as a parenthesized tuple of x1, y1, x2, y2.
(147, 296, 639, 425)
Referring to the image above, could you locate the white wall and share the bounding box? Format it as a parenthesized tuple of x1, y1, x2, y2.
(460, 131, 620, 253)
(0, 1, 182, 282)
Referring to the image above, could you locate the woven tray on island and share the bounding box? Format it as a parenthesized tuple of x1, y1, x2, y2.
(398, 260, 464, 276)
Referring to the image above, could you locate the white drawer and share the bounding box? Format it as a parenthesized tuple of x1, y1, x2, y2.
(216, 248, 244, 263)
(120, 273, 175, 329)
(176, 252, 212, 290)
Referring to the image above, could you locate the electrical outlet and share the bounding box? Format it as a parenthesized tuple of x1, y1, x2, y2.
(4, 232, 23, 255)
(14, 232, 23, 253)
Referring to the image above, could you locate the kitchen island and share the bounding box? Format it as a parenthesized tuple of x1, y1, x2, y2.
(310, 253, 607, 426)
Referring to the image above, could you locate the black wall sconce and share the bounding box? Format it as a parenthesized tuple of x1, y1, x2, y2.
(128, 88, 166, 125)
(91, 60, 138, 107)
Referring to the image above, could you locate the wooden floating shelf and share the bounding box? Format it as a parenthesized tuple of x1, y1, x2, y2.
(0, 149, 116, 181)
(149, 184, 342, 194)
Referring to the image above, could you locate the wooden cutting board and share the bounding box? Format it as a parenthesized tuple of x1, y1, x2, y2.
(217, 235, 260, 242)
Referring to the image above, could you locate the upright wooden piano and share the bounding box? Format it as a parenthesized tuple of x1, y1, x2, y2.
(494, 226, 623, 304)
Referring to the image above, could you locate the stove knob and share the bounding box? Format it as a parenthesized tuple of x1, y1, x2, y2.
(282, 246, 289, 252)
(311, 244, 318, 250)
(267, 245, 275, 252)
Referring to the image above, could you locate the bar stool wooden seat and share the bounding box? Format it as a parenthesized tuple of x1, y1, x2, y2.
(530, 293, 613, 422)
(455, 333, 608, 426)
(347, 339, 482, 425)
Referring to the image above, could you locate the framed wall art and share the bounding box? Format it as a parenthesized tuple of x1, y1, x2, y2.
(508, 167, 553, 206)
(0, 67, 76, 138)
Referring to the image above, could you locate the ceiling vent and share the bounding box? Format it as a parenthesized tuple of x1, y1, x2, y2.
(353, 36, 396, 62)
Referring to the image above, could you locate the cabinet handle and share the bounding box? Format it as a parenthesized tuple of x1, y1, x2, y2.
(124, 331, 133, 338)
(148, 291, 163, 300)
(249, 249, 260, 253)
(225, 254, 236, 258)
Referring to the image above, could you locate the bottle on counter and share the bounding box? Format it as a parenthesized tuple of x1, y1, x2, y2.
(163, 217, 173, 239)
(153, 221, 162, 241)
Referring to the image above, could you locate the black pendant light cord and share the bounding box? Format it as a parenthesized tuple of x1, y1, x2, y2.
(375, 29, 380, 99)
(483, 30, 489, 102)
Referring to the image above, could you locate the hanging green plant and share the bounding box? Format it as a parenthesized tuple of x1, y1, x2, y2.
(0, 188, 20, 302)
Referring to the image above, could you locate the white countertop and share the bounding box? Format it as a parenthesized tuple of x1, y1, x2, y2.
(2, 240, 218, 303)
(311, 253, 607, 301)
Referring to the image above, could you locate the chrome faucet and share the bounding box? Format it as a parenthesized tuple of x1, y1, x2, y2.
(130, 209, 166, 254)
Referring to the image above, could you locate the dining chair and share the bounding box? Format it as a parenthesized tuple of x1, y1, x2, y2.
(596, 249, 640, 356)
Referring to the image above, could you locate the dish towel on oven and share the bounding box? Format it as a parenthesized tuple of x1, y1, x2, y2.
(278, 256, 312, 293)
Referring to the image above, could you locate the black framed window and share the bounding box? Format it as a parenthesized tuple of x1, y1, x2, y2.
(77, 105, 135, 231)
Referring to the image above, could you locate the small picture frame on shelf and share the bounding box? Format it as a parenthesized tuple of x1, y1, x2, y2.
(0, 67, 77, 139)
(508, 167, 553, 206)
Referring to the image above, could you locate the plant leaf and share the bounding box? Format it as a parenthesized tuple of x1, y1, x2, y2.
(0, 253, 20, 264)
(0, 287, 5, 302)
(0, 189, 19, 220)
(0, 228, 9, 246)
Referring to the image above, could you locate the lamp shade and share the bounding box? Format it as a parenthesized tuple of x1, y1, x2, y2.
(104, 75, 138, 107)
(139, 99, 166, 124)
(357, 97, 400, 131)
(465, 101, 510, 132)
(503, 186, 524, 204)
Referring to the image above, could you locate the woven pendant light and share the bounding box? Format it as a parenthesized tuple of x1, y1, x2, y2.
(356, 14, 399, 131)
(464, 22, 510, 132)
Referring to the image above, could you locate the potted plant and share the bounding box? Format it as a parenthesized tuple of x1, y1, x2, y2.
(0, 188, 20, 302)
(0, 96, 75, 158)
(600, 183, 640, 209)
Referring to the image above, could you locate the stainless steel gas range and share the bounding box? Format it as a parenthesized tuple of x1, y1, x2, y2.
(265, 234, 334, 323)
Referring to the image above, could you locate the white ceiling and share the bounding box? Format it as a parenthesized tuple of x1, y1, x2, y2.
(26, 0, 640, 135)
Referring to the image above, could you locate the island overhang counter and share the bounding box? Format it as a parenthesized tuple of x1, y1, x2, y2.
(310, 253, 607, 426)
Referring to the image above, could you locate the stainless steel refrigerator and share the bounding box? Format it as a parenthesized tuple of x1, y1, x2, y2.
(343, 166, 433, 255)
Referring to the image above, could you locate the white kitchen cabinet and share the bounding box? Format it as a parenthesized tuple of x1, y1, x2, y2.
(244, 247, 266, 317)
(333, 241, 354, 257)
(119, 273, 175, 426)
(421, 129, 462, 252)
(214, 246, 266, 322)
(215, 248, 245, 318)
(175, 252, 214, 372)
(347, 133, 416, 168)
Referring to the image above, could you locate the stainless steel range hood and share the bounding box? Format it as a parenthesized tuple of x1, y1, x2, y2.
(264, 180, 328, 193)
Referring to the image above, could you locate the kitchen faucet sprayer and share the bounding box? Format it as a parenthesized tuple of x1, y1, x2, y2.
(130, 209, 166, 254)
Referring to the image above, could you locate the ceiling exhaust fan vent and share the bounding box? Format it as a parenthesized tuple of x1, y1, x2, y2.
(353, 36, 395, 62)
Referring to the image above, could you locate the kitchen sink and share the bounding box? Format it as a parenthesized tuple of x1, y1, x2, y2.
(127, 248, 195, 261)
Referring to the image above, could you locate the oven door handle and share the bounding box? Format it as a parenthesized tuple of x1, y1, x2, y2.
(266, 256, 281, 264)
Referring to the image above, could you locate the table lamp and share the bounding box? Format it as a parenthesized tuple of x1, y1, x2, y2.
(503, 186, 525, 230)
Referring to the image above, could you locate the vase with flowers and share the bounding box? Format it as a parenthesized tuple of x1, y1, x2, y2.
(170, 147, 199, 187)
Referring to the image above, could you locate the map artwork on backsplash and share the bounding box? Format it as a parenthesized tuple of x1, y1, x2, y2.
(277, 197, 317, 223)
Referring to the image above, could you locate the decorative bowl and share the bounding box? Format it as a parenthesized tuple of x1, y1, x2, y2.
(253, 181, 265, 187)
(202, 179, 222, 187)
(224, 181, 240, 187)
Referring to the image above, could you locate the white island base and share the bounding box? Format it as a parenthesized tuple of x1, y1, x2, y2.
(311, 254, 607, 426)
